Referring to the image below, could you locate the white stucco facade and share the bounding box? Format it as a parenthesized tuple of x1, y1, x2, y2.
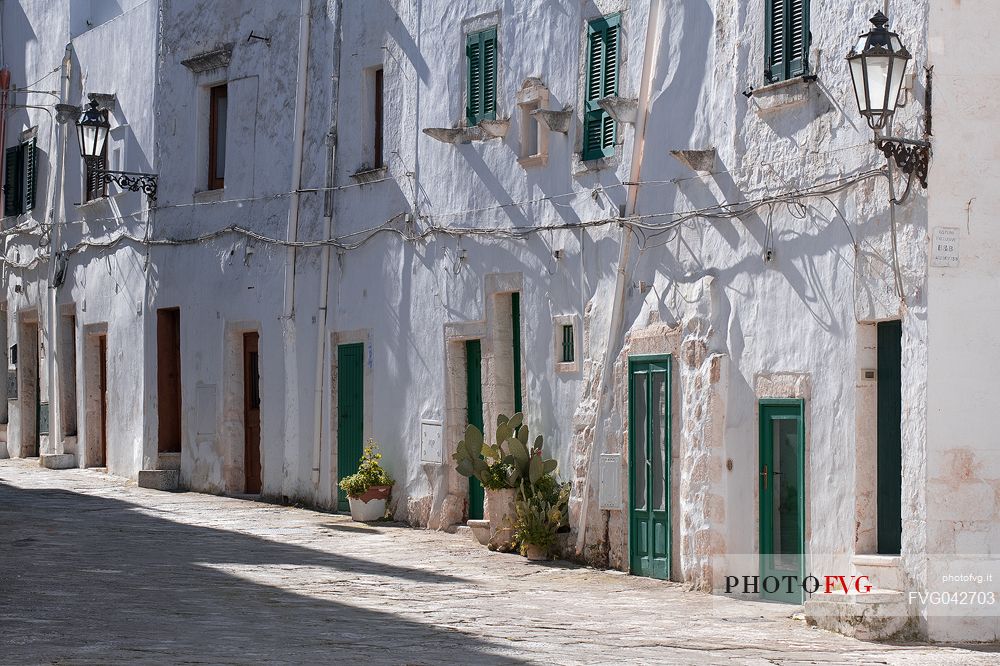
(1, 0, 996, 642)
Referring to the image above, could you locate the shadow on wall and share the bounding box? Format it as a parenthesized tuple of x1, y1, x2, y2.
(0, 480, 519, 663)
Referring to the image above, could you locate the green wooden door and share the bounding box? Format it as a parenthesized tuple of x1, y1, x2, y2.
(511, 292, 522, 415)
(759, 400, 805, 603)
(337, 343, 365, 511)
(877, 320, 902, 555)
(466, 339, 485, 520)
(628, 356, 671, 579)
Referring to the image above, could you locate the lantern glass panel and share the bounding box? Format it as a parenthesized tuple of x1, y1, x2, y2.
(865, 55, 892, 112)
(885, 55, 909, 113)
(849, 58, 868, 113)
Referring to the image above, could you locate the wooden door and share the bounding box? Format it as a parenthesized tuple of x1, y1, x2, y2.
(337, 343, 365, 511)
(759, 400, 806, 603)
(156, 308, 182, 453)
(877, 320, 902, 554)
(465, 339, 485, 521)
(99, 334, 108, 466)
(243, 332, 261, 494)
(628, 356, 671, 580)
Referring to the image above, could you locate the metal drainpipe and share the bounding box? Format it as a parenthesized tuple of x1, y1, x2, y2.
(44, 44, 72, 454)
(576, 0, 663, 555)
(282, 0, 312, 321)
(311, 0, 343, 487)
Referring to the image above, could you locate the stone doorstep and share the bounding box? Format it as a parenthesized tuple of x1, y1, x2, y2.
(853, 554, 906, 590)
(807, 588, 907, 606)
(157, 452, 181, 471)
(40, 453, 77, 470)
(137, 469, 180, 492)
(804, 589, 913, 641)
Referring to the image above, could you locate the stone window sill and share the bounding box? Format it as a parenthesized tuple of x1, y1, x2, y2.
(518, 154, 548, 169)
(193, 188, 225, 203)
(750, 74, 817, 114)
(350, 166, 388, 184)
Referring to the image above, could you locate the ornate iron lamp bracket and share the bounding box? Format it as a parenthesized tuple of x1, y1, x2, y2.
(98, 169, 159, 201)
(876, 136, 930, 189)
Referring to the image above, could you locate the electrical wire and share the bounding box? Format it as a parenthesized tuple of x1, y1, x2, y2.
(1, 167, 887, 270)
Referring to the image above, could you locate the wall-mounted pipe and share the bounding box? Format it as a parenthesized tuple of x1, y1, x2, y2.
(311, 0, 343, 487)
(282, 0, 312, 320)
(576, 0, 664, 555)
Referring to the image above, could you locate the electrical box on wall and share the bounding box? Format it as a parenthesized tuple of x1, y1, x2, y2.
(598, 453, 623, 510)
(420, 420, 443, 464)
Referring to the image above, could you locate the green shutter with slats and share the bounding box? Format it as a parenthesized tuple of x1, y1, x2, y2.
(583, 14, 620, 161)
(466, 27, 497, 126)
(562, 325, 574, 363)
(22, 139, 37, 212)
(765, 0, 809, 83)
(4, 146, 20, 217)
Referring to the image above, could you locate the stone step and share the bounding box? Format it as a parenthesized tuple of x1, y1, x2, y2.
(40, 453, 77, 470)
(853, 554, 906, 590)
(137, 469, 179, 492)
(805, 588, 914, 641)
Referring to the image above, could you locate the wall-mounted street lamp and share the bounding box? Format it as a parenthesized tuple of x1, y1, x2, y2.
(847, 11, 930, 198)
(76, 100, 158, 201)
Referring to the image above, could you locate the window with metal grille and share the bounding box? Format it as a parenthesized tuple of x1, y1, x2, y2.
(561, 324, 575, 363)
(765, 0, 810, 83)
(3, 138, 37, 217)
(583, 14, 620, 161)
(466, 27, 497, 126)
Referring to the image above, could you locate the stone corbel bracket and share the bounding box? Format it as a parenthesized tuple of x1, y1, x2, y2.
(55, 103, 81, 124)
(423, 126, 486, 144)
(670, 148, 717, 174)
(181, 44, 235, 74)
(598, 96, 638, 124)
(87, 92, 117, 112)
(532, 105, 573, 134)
(478, 118, 509, 139)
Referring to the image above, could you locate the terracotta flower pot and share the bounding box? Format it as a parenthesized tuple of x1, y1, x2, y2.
(485, 488, 516, 551)
(524, 544, 548, 561)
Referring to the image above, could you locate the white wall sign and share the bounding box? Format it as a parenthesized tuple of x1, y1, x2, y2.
(420, 420, 443, 464)
(931, 227, 960, 267)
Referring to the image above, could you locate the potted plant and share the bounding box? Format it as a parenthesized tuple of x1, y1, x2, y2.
(454, 412, 561, 552)
(514, 474, 570, 561)
(339, 441, 394, 522)
(454, 421, 517, 550)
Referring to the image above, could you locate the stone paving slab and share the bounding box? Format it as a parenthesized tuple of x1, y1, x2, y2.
(0, 459, 996, 665)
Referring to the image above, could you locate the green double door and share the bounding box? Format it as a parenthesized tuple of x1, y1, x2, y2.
(759, 400, 805, 603)
(628, 356, 671, 580)
(337, 343, 365, 511)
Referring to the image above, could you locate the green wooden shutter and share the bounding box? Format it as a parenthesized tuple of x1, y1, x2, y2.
(3, 146, 20, 217)
(561, 325, 574, 363)
(583, 14, 620, 161)
(466, 27, 497, 125)
(765, 0, 809, 82)
(22, 139, 37, 212)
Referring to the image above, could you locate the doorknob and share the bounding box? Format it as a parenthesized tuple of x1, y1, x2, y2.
(760, 464, 768, 491)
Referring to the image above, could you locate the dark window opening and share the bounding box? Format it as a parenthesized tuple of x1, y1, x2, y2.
(208, 84, 228, 190)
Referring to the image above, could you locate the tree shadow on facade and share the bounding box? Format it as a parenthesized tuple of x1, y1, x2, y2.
(0, 482, 520, 664)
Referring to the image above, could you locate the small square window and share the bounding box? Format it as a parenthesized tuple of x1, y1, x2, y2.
(553, 315, 579, 373)
(561, 325, 575, 363)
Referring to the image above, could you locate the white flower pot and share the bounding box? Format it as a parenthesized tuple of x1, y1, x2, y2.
(348, 496, 387, 522)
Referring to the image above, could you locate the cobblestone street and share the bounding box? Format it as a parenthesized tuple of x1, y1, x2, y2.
(0, 459, 994, 665)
